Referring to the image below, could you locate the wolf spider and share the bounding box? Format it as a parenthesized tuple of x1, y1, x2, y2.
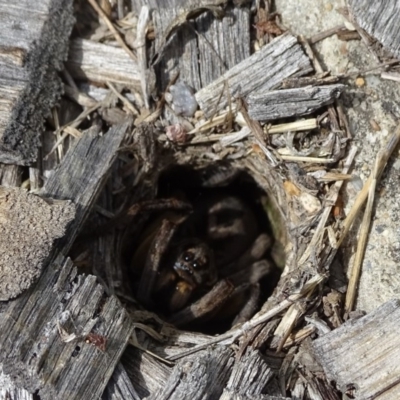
(121, 171, 277, 330)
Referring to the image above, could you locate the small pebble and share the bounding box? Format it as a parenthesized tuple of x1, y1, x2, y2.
(355, 77, 365, 87)
(168, 81, 198, 117)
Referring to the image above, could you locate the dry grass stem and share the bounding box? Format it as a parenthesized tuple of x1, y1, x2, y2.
(87, 0, 137, 63)
(45, 103, 102, 159)
(266, 118, 317, 134)
(337, 124, 400, 248)
(279, 155, 335, 163)
(344, 155, 379, 314)
(298, 146, 357, 265)
(135, 6, 150, 109)
(106, 81, 139, 115)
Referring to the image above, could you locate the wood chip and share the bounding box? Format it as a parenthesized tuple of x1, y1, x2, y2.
(195, 33, 313, 118)
(313, 300, 400, 400)
(247, 84, 345, 121)
(348, 0, 400, 59)
(67, 39, 141, 88)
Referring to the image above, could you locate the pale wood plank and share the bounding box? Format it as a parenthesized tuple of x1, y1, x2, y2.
(195, 33, 313, 118)
(248, 84, 345, 121)
(313, 300, 400, 400)
(348, 0, 400, 58)
(67, 39, 142, 89)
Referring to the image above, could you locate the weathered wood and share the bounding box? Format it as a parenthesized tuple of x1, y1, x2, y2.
(195, 33, 313, 118)
(102, 360, 141, 400)
(0, 368, 33, 400)
(0, 256, 133, 400)
(42, 119, 133, 253)
(313, 300, 400, 400)
(348, 0, 400, 58)
(133, 0, 250, 92)
(0, 119, 133, 398)
(247, 84, 345, 121)
(121, 346, 172, 398)
(150, 347, 234, 400)
(220, 349, 275, 399)
(67, 39, 142, 89)
(0, 164, 22, 187)
(0, 0, 74, 165)
(0, 187, 75, 300)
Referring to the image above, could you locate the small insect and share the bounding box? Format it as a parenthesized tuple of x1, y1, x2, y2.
(86, 332, 107, 352)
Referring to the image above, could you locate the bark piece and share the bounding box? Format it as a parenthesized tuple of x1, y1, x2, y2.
(348, 0, 400, 58)
(247, 84, 345, 121)
(67, 39, 141, 89)
(195, 33, 313, 118)
(0, 256, 133, 400)
(0, 0, 74, 165)
(313, 300, 400, 400)
(0, 187, 75, 300)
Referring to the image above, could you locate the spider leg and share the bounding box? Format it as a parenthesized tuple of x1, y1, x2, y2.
(136, 219, 179, 307)
(231, 283, 261, 326)
(169, 281, 195, 312)
(219, 233, 272, 278)
(168, 279, 234, 327)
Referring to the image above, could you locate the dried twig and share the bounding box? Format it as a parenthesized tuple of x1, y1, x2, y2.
(309, 24, 347, 44)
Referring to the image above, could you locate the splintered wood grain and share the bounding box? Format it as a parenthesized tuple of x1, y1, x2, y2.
(150, 347, 234, 400)
(0, 370, 33, 400)
(0, 164, 22, 187)
(313, 300, 400, 400)
(247, 84, 345, 121)
(133, 0, 250, 92)
(102, 363, 141, 400)
(42, 119, 133, 253)
(220, 349, 275, 399)
(67, 39, 141, 89)
(0, 0, 74, 165)
(0, 256, 133, 400)
(348, 0, 400, 58)
(121, 346, 172, 398)
(0, 187, 75, 300)
(195, 33, 313, 117)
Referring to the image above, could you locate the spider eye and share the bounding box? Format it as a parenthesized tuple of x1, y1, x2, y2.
(184, 252, 193, 262)
(192, 262, 198, 268)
